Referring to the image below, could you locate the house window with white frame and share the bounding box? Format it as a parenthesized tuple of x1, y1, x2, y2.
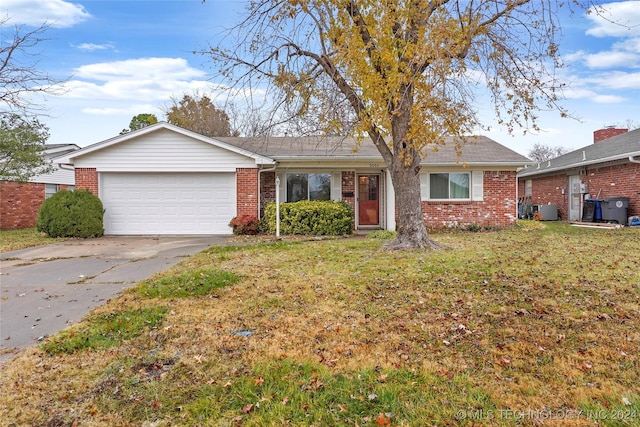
(286, 173, 331, 202)
(525, 179, 532, 197)
(45, 184, 58, 199)
(429, 172, 470, 200)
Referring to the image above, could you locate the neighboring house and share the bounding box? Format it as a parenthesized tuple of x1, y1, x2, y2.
(55, 122, 530, 235)
(517, 127, 640, 222)
(0, 144, 79, 230)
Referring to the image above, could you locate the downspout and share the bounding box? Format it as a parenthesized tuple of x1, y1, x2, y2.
(258, 164, 278, 218)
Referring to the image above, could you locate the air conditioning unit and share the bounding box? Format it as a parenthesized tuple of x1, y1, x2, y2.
(537, 204, 558, 221)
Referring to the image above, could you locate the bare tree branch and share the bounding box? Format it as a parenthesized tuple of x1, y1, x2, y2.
(0, 18, 68, 118)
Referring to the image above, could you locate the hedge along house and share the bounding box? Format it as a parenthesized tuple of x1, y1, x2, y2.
(0, 144, 79, 230)
(55, 122, 530, 235)
(517, 127, 640, 222)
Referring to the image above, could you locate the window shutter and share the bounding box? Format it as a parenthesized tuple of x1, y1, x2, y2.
(472, 171, 484, 201)
(420, 172, 429, 201)
(331, 172, 342, 201)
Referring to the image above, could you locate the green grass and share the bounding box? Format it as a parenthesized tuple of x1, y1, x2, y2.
(135, 267, 240, 298)
(0, 228, 67, 252)
(41, 307, 168, 355)
(1, 223, 639, 426)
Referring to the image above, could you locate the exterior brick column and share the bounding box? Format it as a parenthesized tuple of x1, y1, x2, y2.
(236, 168, 259, 217)
(75, 168, 99, 195)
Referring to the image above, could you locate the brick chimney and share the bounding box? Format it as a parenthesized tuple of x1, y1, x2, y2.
(594, 126, 628, 143)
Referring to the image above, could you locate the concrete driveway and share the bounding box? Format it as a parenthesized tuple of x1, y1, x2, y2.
(0, 235, 228, 361)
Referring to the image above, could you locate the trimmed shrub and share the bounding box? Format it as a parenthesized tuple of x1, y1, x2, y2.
(37, 189, 104, 238)
(262, 200, 353, 235)
(229, 214, 260, 235)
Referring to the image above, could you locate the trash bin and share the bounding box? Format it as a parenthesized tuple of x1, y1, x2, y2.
(582, 200, 595, 222)
(583, 199, 602, 222)
(592, 199, 602, 221)
(601, 197, 629, 224)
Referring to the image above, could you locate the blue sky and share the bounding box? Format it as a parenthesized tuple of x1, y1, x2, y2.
(1, 0, 639, 156)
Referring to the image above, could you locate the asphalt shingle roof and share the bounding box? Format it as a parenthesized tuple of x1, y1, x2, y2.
(217, 135, 530, 165)
(518, 128, 640, 177)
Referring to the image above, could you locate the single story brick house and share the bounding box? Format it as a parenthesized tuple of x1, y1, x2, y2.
(0, 144, 79, 230)
(54, 122, 530, 235)
(517, 127, 640, 222)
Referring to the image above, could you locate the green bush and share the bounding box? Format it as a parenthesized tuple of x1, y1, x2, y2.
(262, 200, 353, 235)
(37, 189, 104, 238)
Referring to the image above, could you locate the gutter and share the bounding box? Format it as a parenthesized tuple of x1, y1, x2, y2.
(630, 154, 640, 164)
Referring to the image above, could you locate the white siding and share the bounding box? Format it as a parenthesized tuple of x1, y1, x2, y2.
(29, 163, 75, 185)
(75, 128, 256, 172)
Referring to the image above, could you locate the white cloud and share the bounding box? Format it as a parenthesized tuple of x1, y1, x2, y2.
(1, 0, 90, 28)
(585, 71, 640, 90)
(83, 104, 160, 116)
(591, 94, 627, 103)
(47, 57, 227, 115)
(561, 85, 627, 104)
(73, 42, 115, 52)
(586, 1, 640, 38)
(583, 50, 640, 68)
(613, 37, 640, 52)
(73, 57, 207, 82)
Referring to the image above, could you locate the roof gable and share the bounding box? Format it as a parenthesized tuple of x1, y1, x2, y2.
(55, 122, 275, 166)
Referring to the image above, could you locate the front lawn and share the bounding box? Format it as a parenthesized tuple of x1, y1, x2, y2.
(1, 222, 638, 426)
(0, 228, 67, 253)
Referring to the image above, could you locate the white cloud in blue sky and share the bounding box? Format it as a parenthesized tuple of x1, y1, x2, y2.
(1, 0, 639, 155)
(1, 0, 91, 28)
(72, 42, 116, 52)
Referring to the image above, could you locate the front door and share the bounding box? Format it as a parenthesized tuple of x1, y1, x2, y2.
(358, 174, 380, 226)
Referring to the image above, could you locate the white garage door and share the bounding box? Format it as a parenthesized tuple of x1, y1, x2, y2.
(101, 173, 236, 235)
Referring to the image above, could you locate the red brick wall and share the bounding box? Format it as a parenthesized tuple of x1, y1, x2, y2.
(0, 181, 45, 230)
(582, 162, 639, 217)
(342, 171, 356, 212)
(519, 161, 640, 220)
(523, 173, 569, 220)
(259, 171, 276, 216)
(236, 168, 259, 217)
(75, 168, 99, 195)
(422, 171, 517, 228)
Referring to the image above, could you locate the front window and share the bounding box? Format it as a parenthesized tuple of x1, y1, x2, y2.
(429, 173, 470, 199)
(45, 184, 58, 199)
(287, 173, 331, 202)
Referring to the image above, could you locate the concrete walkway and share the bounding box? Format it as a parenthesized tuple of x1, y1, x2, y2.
(0, 236, 227, 362)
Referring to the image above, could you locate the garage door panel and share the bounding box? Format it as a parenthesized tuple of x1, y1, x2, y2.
(101, 173, 236, 235)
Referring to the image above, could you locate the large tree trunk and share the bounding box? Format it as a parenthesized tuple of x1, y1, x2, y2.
(381, 78, 440, 250)
(384, 156, 440, 250)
